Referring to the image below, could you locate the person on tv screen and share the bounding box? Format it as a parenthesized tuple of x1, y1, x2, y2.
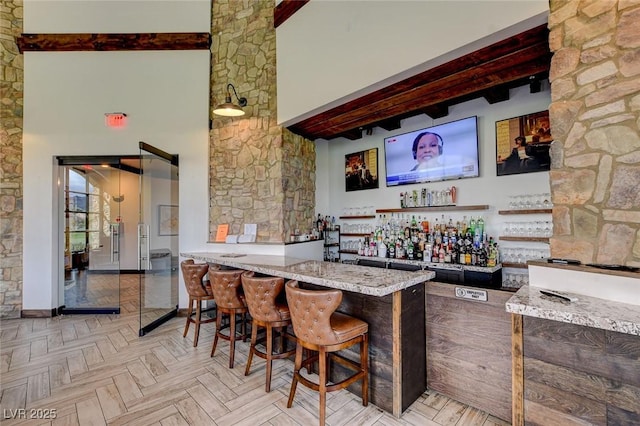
(410, 132, 476, 177)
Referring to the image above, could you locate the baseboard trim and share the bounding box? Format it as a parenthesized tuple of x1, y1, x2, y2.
(21, 308, 57, 318)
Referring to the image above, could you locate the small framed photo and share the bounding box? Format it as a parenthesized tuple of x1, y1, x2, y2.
(345, 148, 379, 192)
(496, 110, 552, 176)
(158, 205, 178, 236)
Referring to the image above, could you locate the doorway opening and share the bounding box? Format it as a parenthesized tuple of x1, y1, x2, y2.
(56, 143, 179, 335)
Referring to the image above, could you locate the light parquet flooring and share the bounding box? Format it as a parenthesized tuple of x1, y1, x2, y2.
(1, 312, 510, 426)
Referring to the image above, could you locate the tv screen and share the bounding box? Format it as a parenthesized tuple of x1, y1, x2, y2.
(384, 116, 479, 187)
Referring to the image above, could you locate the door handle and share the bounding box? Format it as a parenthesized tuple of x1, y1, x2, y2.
(138, 223, 150, 270)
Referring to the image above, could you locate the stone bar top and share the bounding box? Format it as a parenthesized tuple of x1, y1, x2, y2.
(506, 285, 640, 336)
(181, 252, 435, 297)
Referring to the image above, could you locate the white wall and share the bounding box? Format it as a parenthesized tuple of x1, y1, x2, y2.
(22, 0, 212, 310)
(315, 84, 552, 251)
(277, 0, 548, 125)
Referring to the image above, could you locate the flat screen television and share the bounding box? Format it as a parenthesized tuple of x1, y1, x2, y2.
(384, 116, 479, 187)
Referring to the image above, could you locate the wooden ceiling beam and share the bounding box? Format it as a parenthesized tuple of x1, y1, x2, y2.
(338, 128, 363, 140)
(274, 0, 311, 28)
(17, 33, 211, 52)
(293, 45, 551, 139)
(287, 24, 550, 141)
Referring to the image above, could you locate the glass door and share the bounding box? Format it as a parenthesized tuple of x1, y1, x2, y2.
(59, 163, 122, 314)
(138, 142, 179, 336)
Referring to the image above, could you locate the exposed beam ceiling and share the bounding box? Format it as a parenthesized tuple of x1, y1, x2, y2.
(287, 24, 551, 141)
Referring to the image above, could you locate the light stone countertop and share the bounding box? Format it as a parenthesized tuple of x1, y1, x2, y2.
(506, 285, 640, 336)
(181, 252, 435, 297)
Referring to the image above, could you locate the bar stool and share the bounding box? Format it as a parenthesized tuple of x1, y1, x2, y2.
(208, 268, 251, 368)
(180, 259, 215, 347)
(284, 280, 369, 426)
(241, 272, 296, 392)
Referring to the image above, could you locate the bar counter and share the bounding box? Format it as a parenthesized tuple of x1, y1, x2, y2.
(181, 252, 435, 416)
(506, 266, 640, 425)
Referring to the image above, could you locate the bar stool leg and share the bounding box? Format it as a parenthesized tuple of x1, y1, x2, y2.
(287, 343, 302, 408)
(319, 346, 327, 426)
(183, 296, 193, 338)
(265, 324, 273, 392)
(229, 312, 237, 368)
(193, 299, 202, 347)
(362, 333, 369, 406)
(245, 321, 258, 377)
(211, 312, 222, 357)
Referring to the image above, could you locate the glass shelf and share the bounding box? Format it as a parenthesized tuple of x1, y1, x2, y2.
(498, 209, 552, 215)
(499, 236, 550, 242)
(339, 215, 375, 219)
(376, 205, 489, 213)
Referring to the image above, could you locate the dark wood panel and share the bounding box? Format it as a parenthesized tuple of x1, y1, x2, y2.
(523, 331, 640, 386)
(521, 317, 640, 424)
(17, 33, 211, 52)
(524, 357, 607, 402)
(427, 328, 512, 367)
(427, 352, 511, 421)
(523, 316, 605, 350)
(425, 282, 512, 422)
(401, 285, 426, 412)
(608, 405, 640, 426)
(524, 382, 606, 425)
(606, 329, 640, 361)
(524, 400, 598, 426)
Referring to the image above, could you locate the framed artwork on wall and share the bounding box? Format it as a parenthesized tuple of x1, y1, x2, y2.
(345, 148, 379, 192)
(496, 110, 552, 176)
(158, 204, 178, 236)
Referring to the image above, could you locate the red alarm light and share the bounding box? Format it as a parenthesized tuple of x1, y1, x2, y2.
(105, 113, 127, 128)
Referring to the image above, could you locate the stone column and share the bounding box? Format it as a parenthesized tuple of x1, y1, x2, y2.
(0, 0, 24, 318)
(548, 0, 640, 265)
(209, 0, 315, 243)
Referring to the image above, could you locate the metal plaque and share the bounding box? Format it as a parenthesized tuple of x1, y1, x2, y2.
(454, 287, 488, 302)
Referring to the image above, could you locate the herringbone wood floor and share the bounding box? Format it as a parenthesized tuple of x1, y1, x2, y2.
(0, 276, 510, 425)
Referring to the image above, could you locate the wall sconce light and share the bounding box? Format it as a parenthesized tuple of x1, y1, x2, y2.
(213, 83, 247, 117)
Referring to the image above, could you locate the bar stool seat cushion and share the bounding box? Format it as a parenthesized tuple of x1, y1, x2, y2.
(330, 312, 368, 343)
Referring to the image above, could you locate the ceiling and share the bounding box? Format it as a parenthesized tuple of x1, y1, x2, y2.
(286, 24, 551, 142)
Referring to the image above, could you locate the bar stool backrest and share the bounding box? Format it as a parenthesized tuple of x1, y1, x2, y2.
(285, 280, 343, 346)
(180, 259, 211, 298)
(241, 273, 286, 322)
(209, 269, 254, 309)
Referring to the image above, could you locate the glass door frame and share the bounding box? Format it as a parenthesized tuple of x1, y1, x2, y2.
(138, 142, 179, 336)
(56, 156, 140, 315)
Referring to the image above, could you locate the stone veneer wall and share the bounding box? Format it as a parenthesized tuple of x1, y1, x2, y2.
(209, 0, 315, 242)
(548, 0, 640, 265)
(0, 0, 24, 318)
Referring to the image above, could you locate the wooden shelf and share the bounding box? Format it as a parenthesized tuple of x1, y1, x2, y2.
(339, 249, 358, 254)
(324, 243, 340, 248)
(376, 205, 489, 213)
(498, 208, 552, 215)
(340, 233, 371, 237)
(501, 262, 529, 269)
(499, 236, 550, 242)
(339, 215, 375, 219)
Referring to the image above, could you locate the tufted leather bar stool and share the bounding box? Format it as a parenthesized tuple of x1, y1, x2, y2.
(209, 268, 252, 368)
(241, 272, 296, 392)
(181, 260, 215, 347)
(285, 280, 369, 426)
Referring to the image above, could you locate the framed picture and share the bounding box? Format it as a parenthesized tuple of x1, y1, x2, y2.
(158, 205, 178, 236)
(496, 110, 552, 176)
(345, 148, 379, 192)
